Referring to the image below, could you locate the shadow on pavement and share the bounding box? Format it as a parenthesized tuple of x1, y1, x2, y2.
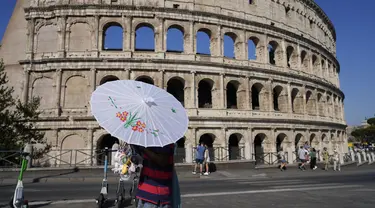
(31, 167, 80, 183)
(28, 202, 52, 208)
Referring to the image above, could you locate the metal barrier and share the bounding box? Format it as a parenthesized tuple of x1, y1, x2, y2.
(192, 146, 246, 162)
(0, 150, 24, 168)
(252, 152, 280, 165)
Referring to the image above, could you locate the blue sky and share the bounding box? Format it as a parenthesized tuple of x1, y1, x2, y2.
(0, 0, 374, 126)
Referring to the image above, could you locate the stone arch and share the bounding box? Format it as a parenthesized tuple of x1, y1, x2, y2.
(63, 75, 89, 108)
(167, 24, 184, 52)
(223, 32, 238, 59)
(317, 93, 325, 116)
(198, 78, 214, 108)
(68, 22, 92, 51)
(135, 75, 154, 85)
(306, 90, 316, 115)
(301, 50, 309, 72)
(294, 133, 305, 152)
(251, 83, 266, 111)
(273, 85, 288, 112)
(248, 36, 259, 61)
(135, 23, 155, 51)
(276, 133, 288, 152)
(291, 88, 303, 114)
(99, 75, 120, 85)
(321, 59, 326, 77)
(167, 77, 185, 106)
(326, 95, 332, 117)
(312, 55, 319, 73)
(36, 24, 58, 53)
(31, 76, 55, 109)
(226, 80, 243, 109)
(196, 28, 211, 55)
(60, 134, 85, 166)
(321, 133, 329, 149)
(175, 137, 186, 163)
(268, 41, 279, 65)
(254, 133, 267, 164)
(286, 45, 298, 68)
(228, 133, 243, 160)
(102, 22, 123, 51)
(96, 134, 120, 165)
(310, 133, 319, 147)
(199, 133, 216, 161)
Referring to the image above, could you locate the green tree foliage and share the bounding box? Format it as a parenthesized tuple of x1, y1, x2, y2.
(351, 116, 375, 143)
(0, 60, 50, 161)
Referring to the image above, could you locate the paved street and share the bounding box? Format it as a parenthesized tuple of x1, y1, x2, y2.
(0, 165, 374, 207)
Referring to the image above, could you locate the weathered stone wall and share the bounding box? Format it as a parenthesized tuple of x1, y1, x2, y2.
(0, 0, 347, 165)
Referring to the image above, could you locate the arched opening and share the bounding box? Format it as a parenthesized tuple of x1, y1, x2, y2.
(317, 93, 324, 116)
(306, 90, 315, 115)
(198, 79, 213, 108)
(99, 75, 120, 85)
(167, 25, 184, 52)
(286, 46, 296, 68)
(327, 96, 331, 117)
(136, 76, 154, 85)
(268, 41, 278, 65)
(291, 88, 303, 114)
(226, 81, 238, 109)
(228, 134, 242, 160)
(196, 28, 211, 55)
(276, 133, 287, 152)
(273, 86, 282, 111)
(321, 60, 326, 76)
(294, 133, 304, 152)
(251, 83, 263, 110)
(135, 24, 155, 51)
(312, 55, 318, 72)
(167, 77, 185, 106)
(254, 133, 267, 164)
(248, 37, 259, 60)
(301, 50, 309, 72)
(224, 33, 236, 58)
(96, 134, 119, 165)
(102, 23, 123, 51)
(310, 134, 317, 147)
(321, 134, 328, 150)
(199, 133, 215, 161)
(175, 137, 185, 163)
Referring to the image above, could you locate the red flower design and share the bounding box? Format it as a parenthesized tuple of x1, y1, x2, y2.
(132, 126, 138, 131)
(122, 111, 128, 117)
(136, 121, 142, 126)
(138, 128, 144, 132)
(116, 112, 121, 118)
(120, 116, 126, 122)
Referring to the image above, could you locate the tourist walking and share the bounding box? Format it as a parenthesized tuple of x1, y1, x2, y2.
(278, 148, 287, 171)
(298, 146, 308, 171)
(310, 148, 317, 170)
(203, 144, 210, 175)
(192, 142, 206, 175)
(322, 147, 329, 171)
(333, 149, 341, 171)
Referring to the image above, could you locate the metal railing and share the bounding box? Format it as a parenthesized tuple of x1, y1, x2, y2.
(192, 146, 246, 162)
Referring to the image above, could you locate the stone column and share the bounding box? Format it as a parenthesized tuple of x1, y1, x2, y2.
(245, 76, 251, 110)
(287, 82, 292, 113)
(263, 36, 269, 65)
(314, 88, 319, 117)
(280, 39, 288, 68)
(159, 69, 165, 89)
(58, 16, 67, 58)
(215, 25, 222, 57)
(186, 21, 194, 54)
(26, 18, 35, 59)
(92, 15, 100, 56)
(124, 68, 130, 80)
(22, 68, 30, 104)
(240, 30, 247, 60)
(155, 17, 164, 52)
(302, 86, 306, 116)
(268, 79, 273, 111)
(220, 73, 225, 108)
(323, 91, 328, 117)
(222, 127, 227, 161)
(247, 127, 253, 160)
(55, 68, 62, 115)
(91, 68, 97, 92)
(87, 128, 94, 166)
(191, 71, 196, 108)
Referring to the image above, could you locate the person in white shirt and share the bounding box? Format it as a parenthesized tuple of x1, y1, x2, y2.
(333, 149, 341, 171)
(203, 144, 210, 176)
(298, 146, 308, 171)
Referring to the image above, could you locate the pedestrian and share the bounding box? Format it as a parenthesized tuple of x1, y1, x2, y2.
(203, 144, 210, 175)
(298, 146, 308, 171)
(322, 147, 329, 171)
(192, 142, 206, 175)
(135, 144, 175, 208)
(278, 148, 287, 171)
(310, 148, 317, 170)
(333, 149, 341, 171)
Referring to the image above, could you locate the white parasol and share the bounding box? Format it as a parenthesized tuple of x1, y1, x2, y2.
(90, 80, 189, 147)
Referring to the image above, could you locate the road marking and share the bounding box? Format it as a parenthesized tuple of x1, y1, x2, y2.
(236, 179, 303, 184)
(181, 185, 363, 198)
(29, 199, 95, 206)
(269, 183, 343, 189)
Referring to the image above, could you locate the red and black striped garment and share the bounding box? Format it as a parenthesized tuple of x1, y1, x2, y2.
(136, 144, 174, 205)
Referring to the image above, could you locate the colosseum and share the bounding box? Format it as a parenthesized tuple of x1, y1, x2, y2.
(0, 0, 348, 166)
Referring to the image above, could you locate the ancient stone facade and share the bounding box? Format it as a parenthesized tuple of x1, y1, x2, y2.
(0, 0, 347, 166)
